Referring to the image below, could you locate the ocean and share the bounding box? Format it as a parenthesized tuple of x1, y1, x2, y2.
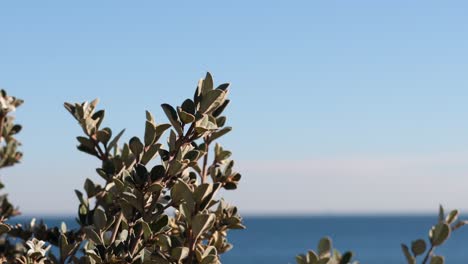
(12, 216, 468, 263)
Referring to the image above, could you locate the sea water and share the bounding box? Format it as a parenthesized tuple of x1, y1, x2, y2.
(12, 216, 468, 263)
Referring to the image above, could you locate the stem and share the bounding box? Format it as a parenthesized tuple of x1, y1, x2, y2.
(163, 123, 195, 183)
(92, 138, 107, 161)
(110, 212, 123, 244)
(201, 139, 210, 184)
(0, 113, 5, 142)
(421, 245, 434, 264)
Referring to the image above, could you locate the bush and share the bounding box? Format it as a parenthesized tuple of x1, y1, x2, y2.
(0, 73, 244, 264)
(0, 74, 465, 264)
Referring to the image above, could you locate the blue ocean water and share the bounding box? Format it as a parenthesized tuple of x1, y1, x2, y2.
(12, 216, 468, 263)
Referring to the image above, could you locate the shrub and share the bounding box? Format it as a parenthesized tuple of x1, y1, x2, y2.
(0, 74, 465, 264)
(0, 73, 244, 264)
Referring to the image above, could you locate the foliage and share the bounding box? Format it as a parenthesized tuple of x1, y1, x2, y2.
(0, 75, 465, 264)
(295, 237, 357, 264)
(0, 90, 23, 219)
(400, 205, 468, 264)
(0, 73, 244, 264)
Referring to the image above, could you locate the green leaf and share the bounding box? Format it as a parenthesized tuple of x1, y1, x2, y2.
(446, 209, 459, 224)
(108, 129, 125, 152)
(146, 110, 155, 123)
(155, 123, 171, 138)
(198, 89, 226, 114)
(161, 104, 183, 135)
(84, 178, 96, 197)
(317, 258, 330, 264)
(129, 136, 144, 156)
(307, 250, 318, 263)
(411, 239, 426, 256)
(192, 213, 216, 240)
(150, 165, 166, 182)
(430, 223, 450, 246)
(171, 247, 189, 261)
(439, 205, 444, 223)
(181, 99, 195, 115)
(141, 143, 161, 165)
(401, 244, 415, 264)
(430, 256, 445, 264)
(144, 121, 157, 146)
(210, 127, 232, 142)
(201, 72, 214, 95)
(212, 99, 230, 117)
(151, 215, 169, 233)
(93, 208, 107, 230)
(178, 108, 195, 124)
(0, 223, 10, 235)
(77, 136, 95, 150)
(84, 227, 102, 245)
(148, 183, 163, 193)
(318, 237, 332, 258)
(295, 255, 306, 264)
(171, 180, 195, 212)
(96, 129, 111, 144)
(339, 251, 353, 264)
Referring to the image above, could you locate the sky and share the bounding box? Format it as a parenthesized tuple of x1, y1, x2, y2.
(1, 1, 468, 215)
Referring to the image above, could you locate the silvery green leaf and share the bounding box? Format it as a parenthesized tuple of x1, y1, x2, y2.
(161, 104, 183, 135)
(411, 239, 426, 256)
(430, 256, 445, 264)
(93, 208, 107, 230)
(318, 237, 332, 258)
(192, 213, 216, 240)
(430, 223, 450, 246)
(129, 137, 144, 156)
(84, 227, 102, 245)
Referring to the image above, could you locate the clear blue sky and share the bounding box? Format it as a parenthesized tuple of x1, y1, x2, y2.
(1, 1, 468, 215)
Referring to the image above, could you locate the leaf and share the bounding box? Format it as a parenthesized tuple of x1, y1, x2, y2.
(295, 255, 306, 264)
(318, 237, 332, 258)
(201, 72, 214, 95)
(150, 165, 166, 182)
(192, 213, 216, 240)
(171, 247, 189, 261)
(161, 104, 183, 135)
(212, 99, 230, 117)
(144, 121, 157, 146)
(430, 223, 450, 246)
(307, 250, 318, 263)
(210, 127, 232, 142)
(430, 256, 445, 264)
(93, 208, 107, 230)
(171, 180, 195, 212)
(129, 137, 144, 156)
(139, 220, 152, 241)
(411, 239, 426, 256)
(148, 183, 163, 193)
(151, 215, 169, 233)
(146, 110, 155, 123)
(446, 209, 459, 224)
(178, 108, 195, 124)
(194, 184, 213, 206)
(108, 129, 125, 152)
(0, 223, 10, 235)
(401, 244, 415, 264)
(84, 227, 102, 245)
(339, 251, 353, 264)
(439, 205, 444, 223)
(84, 178, 96, 197)
(181, 99, 195, 115)
(96, 129, 111, 144)
(141, 143, 161, 165)
(198, 89, 226, 114)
